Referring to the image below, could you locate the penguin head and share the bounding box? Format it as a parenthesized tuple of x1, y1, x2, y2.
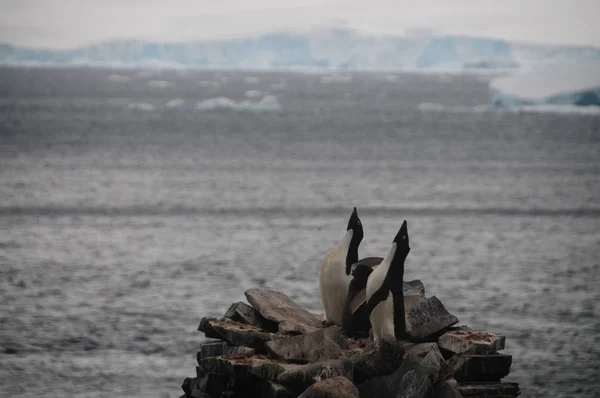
(393, 220, 410, 257)
(345, 207, 364, 273)
(346, 207, 364, 242)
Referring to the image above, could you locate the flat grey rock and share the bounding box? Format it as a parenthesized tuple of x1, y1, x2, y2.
(198, 317, 282, 352)
(298, 376, 359, 398)
(456, 382, 520, 396)
(438, 327, 506, 355)
(405, 296, 459, 340)
(448, 354, 512, 382)
(199, 355, 300, 382)
(347, 336, 405, 383)
(197, 340, 255, 361)
(265, 326, 344, 363)
(224, 301, 279, 332)
(277, 359, 353, 391)
(246, 289, 324, 334)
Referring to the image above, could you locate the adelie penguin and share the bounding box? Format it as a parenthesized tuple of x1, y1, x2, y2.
(365, 220, 413, 341)
(319, 207, 382, 328)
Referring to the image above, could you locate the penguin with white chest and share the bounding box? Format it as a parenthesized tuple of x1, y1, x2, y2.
(365, 220, 413, 341)
(319, 207, 381, 326)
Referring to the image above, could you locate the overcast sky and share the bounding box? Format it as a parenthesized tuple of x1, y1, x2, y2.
(1, 0, 599, 49)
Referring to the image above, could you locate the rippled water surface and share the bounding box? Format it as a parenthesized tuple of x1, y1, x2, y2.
(1, 67, 599, 398)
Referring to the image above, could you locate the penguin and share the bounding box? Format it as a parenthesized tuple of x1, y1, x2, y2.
(341, 257, 382, 337)
(319, 207, 379, 326)
(364, 220, 412, 341)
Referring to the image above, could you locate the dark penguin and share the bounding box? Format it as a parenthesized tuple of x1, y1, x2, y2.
(341, 257, 383, 337)
(364, 220, 412, 341)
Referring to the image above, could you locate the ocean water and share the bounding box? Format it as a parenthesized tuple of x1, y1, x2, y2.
(0, 67, 599, 398)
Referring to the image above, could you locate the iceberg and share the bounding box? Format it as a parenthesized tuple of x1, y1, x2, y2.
(2, 29, 599, 72)
(490, 62, 600, 107)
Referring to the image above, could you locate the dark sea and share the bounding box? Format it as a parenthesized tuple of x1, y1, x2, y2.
(0, 67, 599, 398)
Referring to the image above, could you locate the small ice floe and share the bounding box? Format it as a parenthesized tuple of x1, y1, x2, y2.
(196, 95, 282, 112)
(147, 80, 170, 88)
(108, 74, 131, 82)
(165, 99, 185, 108)
(128, 102, 156, 111)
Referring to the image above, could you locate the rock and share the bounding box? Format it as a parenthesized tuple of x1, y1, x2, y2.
(448, 354, 512, 382)
(298, 376, 359, 398)
(198, 317, 282, 352)
(245, 288, 324, 334)
(456, 382, 520, 396)
(357, 355, 434, 398)
(265, 326, 345, 363)
(199, 354, 300, 382)
(421, 344, 446, 384)
(403, 342, 439, 357)
(184, 376, 223, 398)
(260, 380, 296, 398)
(397, 369, 435, 398)
(405, 296, 459, 340)
(277, 359, 353, 391)
(308, 339, 342, 362)
(436, 379, 463, 398)
(224, 301, 279, 332)
(197, 340, 255, 361)
(438, 327, 506, 356)
(404, 279, 426, 297)
(347, 335, 405, 383)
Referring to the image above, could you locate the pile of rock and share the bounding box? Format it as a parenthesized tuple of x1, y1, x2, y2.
(179, 283, 520, 397)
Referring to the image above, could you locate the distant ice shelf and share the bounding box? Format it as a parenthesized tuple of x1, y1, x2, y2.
(490, 62, 600, 107)
(1, 28, 600, 72)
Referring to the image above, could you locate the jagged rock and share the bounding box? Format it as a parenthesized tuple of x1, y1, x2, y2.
(198, 317, 282, 352)
(403, 342, 439, 357)
(199, 354, 300, 382)
(265, 326, 345, 363)
(224, 301, 280, 332)
(308, 339, 342, 362)
(357, 355, 434, 398)
(398, 369, 435, 398)
(456, 382, 520, 396)
(245, 289, 324, 334)
(405, 296, 459, 340)
(260, 381, 296, 398)
(404, 279, 426, 297)
(184, 376, 227, 398)
(347, 335, 405, 383)
(277, 359, 353, 391)
(421, 344, 446, 385)
(298, 376, 359, 398)
(448, 354, 512, 382)
(438, 327, 506, 356)
(436, 379, 463, 398)
(197, 340, 255, 361)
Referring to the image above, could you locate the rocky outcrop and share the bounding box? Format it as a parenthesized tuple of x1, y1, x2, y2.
(245, 289, 324, 334)
(179, 287, 521, 398)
